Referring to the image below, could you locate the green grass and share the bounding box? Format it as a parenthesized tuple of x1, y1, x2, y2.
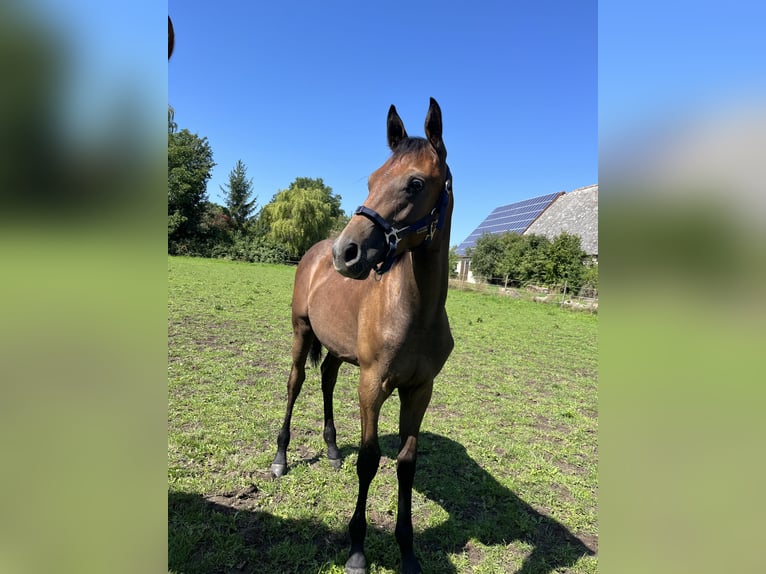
(169, 256, 598, 574)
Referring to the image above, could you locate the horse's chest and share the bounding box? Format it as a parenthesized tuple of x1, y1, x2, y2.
(373, 320, 453, 385)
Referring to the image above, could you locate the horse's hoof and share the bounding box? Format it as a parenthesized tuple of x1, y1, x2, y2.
(345, 551, 367, 574)
(271, 463, 287, 478)
(328, 457, 342, 470)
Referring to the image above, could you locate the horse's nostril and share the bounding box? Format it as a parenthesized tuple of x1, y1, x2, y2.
(343, 242, 359, 264)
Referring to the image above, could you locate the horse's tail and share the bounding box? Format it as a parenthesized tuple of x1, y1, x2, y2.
(308, 338, 323, 368)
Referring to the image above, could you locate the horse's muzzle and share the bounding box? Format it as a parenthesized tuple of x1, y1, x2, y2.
(332, 237, 373, 280)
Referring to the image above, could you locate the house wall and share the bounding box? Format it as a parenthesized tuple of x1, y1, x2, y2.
(454, 185, 598, 284)
(456, 258, 476, 283)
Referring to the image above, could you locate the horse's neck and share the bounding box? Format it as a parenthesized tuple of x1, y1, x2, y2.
(404, 221, 452, 318)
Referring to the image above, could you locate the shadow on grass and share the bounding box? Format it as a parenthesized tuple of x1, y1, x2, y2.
(410, 432, 595, 573)
(169, 490, 345, 574)
(169, 432, 595, 574)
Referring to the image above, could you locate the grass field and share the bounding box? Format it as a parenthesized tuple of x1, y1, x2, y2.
(168, 256, 598, 574)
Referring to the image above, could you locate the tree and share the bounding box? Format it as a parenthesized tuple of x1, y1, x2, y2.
(496, 232, 527, 287)
(545, 231, 586, 291)
(469, 231, 587, 289)
(199, 201, 234, 250)
(517, 234, 552, 285)
(468, 233, 505, 282)
(168, 105, 177, 134)
(168, 128, 215, 252)
(259, 177, 346, 258)
(581, 262, 598, 297)
(448, 246, 460, 279)
(330, 212, 351, 237)
(221, 159, 257, 233)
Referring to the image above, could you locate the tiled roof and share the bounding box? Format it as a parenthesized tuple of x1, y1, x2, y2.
(455, 184, 598, 256)
(455, 192, 562, 256)
(524, 185, 598, 255)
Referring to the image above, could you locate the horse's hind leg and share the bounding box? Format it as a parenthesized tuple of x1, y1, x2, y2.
(320, 353, 343, 469)
(271, 319, 313, 477)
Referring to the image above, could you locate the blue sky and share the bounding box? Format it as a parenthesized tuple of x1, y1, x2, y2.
(169, 0, 597, 248)
(599, 2, 766, 146)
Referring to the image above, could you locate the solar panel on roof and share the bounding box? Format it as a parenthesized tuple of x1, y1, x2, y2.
(455, 191, 562, 255)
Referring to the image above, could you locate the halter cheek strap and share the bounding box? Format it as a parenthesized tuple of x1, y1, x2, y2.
(353, 165, 452, 277)
(353, 205, 400, 274)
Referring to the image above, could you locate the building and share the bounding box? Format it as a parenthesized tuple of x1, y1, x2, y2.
(455, 184, 598, 282)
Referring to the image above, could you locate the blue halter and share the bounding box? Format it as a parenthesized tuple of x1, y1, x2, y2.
(353, 166, 452, 277)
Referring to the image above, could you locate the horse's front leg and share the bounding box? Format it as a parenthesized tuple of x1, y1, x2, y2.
(345, 378, 389, 574)
(394, 381, 433, 574)
(345, 437, 380, 574)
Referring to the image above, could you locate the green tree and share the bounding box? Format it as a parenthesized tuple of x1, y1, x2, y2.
(199, 201, 234, 250)
(330, 212, 351, 237)
(168, 105, 177, 134)
(448, 245, 460, 279)
(518, 234, 552, 285)
(473, 232, 550, 286)
(581, 262, 598, 296)
(469, 231, 588, 289)
(496, 232, 528, 286)
(168, 128, 215, 252)
(468, 232, 505, 282)
(221, 159, 257, 233)
(545, 231, 586, 291)
(259, 177, 346, 258)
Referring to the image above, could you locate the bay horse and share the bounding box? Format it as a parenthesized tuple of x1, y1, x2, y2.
(271, 98, 454, 574)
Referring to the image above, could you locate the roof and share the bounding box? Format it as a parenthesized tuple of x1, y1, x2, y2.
(524, 184, 598, 255)
(455, 191, 563, 256)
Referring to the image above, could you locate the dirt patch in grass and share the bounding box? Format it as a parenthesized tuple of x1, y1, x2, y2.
(368, 508, 396, 531)
(462, 540, 484, 567)
(207, 484, 263, 511)
(553, 459, 588, 477)
(577, 532, 598, 554)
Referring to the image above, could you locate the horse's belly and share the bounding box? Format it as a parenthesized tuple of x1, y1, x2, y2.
(307, 278, 362, 364)
(313, 320, 359, 365)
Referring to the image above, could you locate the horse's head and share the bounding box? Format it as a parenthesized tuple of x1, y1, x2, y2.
(332, 98, 451, 280)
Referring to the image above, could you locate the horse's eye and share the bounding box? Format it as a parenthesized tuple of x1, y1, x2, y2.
(408, 178, 424, 193)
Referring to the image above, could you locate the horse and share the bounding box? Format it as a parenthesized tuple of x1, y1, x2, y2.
(271, 98, 454, 574)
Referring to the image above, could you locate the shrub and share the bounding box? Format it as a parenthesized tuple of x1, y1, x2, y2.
(219, 235, 290, 264)
(545, 232, 586, 292)
(469, 231, 591, 293)
(580, 262, 598, 297)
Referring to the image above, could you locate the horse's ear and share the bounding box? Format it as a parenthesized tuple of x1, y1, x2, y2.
(425, 97, 446, 160)
(168, 16, 174, 60)
(387, 105, 408, 151)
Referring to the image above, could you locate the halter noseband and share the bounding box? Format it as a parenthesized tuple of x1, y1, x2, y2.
(353, 165, 452, 277)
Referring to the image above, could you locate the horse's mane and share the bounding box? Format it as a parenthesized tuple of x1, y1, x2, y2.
(391, 137, 430, 157)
